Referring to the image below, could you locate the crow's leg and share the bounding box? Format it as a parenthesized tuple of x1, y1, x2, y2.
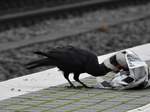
(74, 73, 90, 88)
(63, 72, 75, 88)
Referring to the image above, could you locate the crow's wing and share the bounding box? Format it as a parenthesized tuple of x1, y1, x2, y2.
(43, 46, 89, 69)
(33, 46, 97, 72)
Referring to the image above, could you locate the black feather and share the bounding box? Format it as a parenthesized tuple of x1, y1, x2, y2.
(26, 46, 111, 88)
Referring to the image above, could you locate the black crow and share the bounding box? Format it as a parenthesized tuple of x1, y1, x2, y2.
(26, 46, 111, 88)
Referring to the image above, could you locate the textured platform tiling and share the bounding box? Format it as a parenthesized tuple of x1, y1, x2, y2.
(0, 77, 150, 112)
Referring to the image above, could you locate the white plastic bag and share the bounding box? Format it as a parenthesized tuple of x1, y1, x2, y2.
(96, 50, 149, 90)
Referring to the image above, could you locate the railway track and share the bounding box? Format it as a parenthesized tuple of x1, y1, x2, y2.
(0, 13, 150, 52)
(0, 0, 149, 24)
(0, 0, 149, 51)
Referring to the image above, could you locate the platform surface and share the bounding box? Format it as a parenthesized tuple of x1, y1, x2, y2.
(0, 43, 150, 112)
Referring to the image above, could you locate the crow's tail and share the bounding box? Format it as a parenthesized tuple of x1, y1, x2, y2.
(25, 58, 56, 69)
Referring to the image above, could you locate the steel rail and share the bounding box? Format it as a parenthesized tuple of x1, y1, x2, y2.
(0, 13, 150, 52)
(0, 0, 148, 23)
(0, 0, 149, 52)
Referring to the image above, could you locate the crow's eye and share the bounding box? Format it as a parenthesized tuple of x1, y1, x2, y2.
(122, 51, 126, 54)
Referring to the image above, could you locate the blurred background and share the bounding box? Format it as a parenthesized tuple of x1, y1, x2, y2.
(0, 0, 150, 81)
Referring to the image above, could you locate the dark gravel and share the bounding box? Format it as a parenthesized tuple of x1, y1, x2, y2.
(0, 16, 150, 81)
